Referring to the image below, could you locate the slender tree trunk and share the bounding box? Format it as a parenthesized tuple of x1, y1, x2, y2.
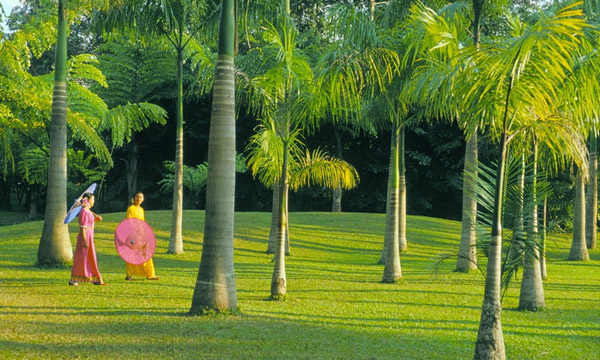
(474, 71, 508, 360)
(379, 136, 394, 264)
(1, 179, 12, 211)
(507, 153, 526, 267)
(569, 171, 590, 261)
(512, 152, 526, 242)
(474, 132, 506, 360)
(399, 127, 407, 252)
(382, 122, 402, 283)
(125, 140, 139, 201)
(268, 184, 290, 255)
(285, 188, 290, 255)
(457, 0, 483, 273)
(29, 186, 39, 220)
(540, 197, 547, 280)
(169, 48, 185, 254)
(190, 0, 237, 313)
(519, 142, 544, 311)
(267, 183, 280, 253)
(272, 19, 291, 296)
(37, 0, 72, 266)
(586, 134, 597, 250)
(332, 124, 343, 212)
(271, 141, 289, 298)
(457, 131, 479, 272)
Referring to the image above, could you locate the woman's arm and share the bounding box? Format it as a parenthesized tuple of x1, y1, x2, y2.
(80, 227, 88, 249)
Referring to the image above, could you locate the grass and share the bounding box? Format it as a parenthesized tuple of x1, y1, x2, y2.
(0, 211, 598, 359)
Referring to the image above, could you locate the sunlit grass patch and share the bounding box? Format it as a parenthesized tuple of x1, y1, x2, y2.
(0, 211, 598, 359)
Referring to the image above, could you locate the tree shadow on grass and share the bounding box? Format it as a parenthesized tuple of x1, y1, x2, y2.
(0, 312, 477, 360)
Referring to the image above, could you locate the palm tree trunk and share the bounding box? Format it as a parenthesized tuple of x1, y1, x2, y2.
(586, 133, 597, 250)
(507, 153, 526, 266)
(569, 171, 590, 261)
(474, 73, 509, 360)
(37, 0, 72, 266)
(268, 182, 289, 256)
(540, 197, 547, 280)
(271, 141, 289, 299)
(382, 122, 402, 283)
(169, 47, 185, 254)
(474, 132, 506, 360)
(518, 141, 544, 311)
(332, 124, 343, 212)
(124, 140, 139, 201)
(379, 135, 394, 264)
(267, 183, 280, 254)
(399, 127, 407, 252)
(29, 187, 39, 220)
(458, 0, 484, 273)
(285, 188, 290, 255)
(272, 28, 292, 296)
(190, 0, 237, 313)
(457, 132, 478, 272)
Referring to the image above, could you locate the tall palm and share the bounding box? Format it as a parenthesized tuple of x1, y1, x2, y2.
(190, 0, 237, 314)
(570, 169, 591, 260)
(322, 1, 405, 277)
(455, 5, 589, 358)
(456, 0, 489, 273)
(406, 0, 487, 272)
(100, 0, 217, 254)
(37, 0, 71, 266)
(246, 120, 360, 247)
(302, 2, 400, 278)
(517, 140, 544, 310)
(583, 0, 600, 251)
(37, 0, 113, 266)
(236, 1, 305, 299)
(397, 0, 474, 269)
(586, 134, 597, 250)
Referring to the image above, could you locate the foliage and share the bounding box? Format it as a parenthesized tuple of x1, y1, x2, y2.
(469, 156, 553, 297)
(0, 211, 598, 358)
(245, 119, 359, 192)
(157, 153, 247, 199)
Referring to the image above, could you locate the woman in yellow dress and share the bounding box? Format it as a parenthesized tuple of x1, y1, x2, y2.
(125, 192, 159, 280)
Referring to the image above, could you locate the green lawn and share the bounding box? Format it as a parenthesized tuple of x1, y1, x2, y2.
(0, 211, 598, 359)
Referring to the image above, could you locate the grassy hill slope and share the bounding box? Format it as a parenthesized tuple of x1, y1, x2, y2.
(0, 211, 598, 359)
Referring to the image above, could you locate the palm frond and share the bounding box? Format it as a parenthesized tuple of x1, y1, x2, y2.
(289, 148, 359, 191)
(102, 102, 167, 148)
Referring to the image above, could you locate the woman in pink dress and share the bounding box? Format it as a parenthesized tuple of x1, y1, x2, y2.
(68, 193, 105, 286)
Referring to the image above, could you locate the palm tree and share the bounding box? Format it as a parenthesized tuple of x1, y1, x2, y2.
(583, 0, 600, 254)
(569, 169, 591, 260)
(37, 0, 71, 266)
(586, 134, 597, 250)
(458, 0, 485, 273)
(190, 0, 237, 314)
(408, 0, 488, 272)
(246, 120, 360, 256)
(518, 140, 545, 311)
(37, 0, 113, 266)
(456, 6, 589, 358)
(100, 0, 218, 254)
(390, 0, 473, 271)
(235, 0, 313, 298)
(322, 1, 405, 275)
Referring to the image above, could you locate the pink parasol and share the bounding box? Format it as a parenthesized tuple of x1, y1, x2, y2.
(114, 218, 156, 265)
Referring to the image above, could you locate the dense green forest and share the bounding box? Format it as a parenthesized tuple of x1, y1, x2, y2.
(0, 0, 579, 228)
